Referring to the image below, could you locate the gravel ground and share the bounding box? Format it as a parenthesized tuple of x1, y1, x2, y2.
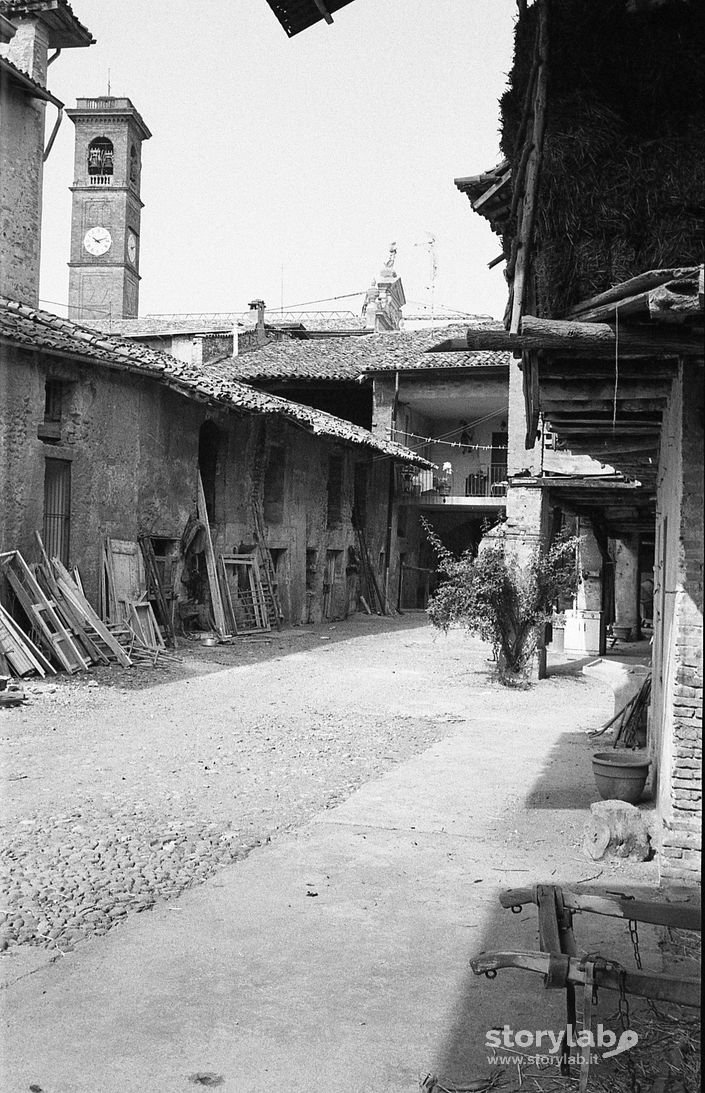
(1, 614, 482, 957)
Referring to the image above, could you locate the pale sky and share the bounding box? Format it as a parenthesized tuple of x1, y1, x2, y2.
(39, 0, 517, 321)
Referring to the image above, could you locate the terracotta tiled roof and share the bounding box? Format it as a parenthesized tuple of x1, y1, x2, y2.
(0, 297, 428, 466)
(0, 53, 62, 104)
(0, 0, 93, 47)
(213, 323, 510, 381)
(80, 311, 366, 338)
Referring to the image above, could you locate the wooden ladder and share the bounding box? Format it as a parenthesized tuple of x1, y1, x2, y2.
(251, 496, 284, 629)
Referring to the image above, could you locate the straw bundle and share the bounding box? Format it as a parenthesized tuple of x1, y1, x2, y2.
(500, 0, 705, 316)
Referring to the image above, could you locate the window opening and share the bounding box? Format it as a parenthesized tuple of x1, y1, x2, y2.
(43, 458, 71, 565)
(39, 379, 64, 442)
(129, 144, 139, 187)
(87, 137, 114, 177)
(44, 379, 63, 422)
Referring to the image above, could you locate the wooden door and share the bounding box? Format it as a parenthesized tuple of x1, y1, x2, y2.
(106, 539, 146, 621)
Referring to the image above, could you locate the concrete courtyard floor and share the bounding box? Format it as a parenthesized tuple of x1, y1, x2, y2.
(0, 615, 694, 1092)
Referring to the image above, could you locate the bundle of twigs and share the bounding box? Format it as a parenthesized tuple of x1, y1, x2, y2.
(589, 673, 651, 748)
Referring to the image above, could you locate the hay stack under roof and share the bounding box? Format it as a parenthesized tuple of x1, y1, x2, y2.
(501, 0, 705, 317)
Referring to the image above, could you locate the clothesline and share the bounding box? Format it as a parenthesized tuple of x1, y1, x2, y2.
(391, 428, 507, 452)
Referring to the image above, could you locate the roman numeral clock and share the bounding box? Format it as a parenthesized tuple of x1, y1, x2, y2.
(67, 97, 151, 324)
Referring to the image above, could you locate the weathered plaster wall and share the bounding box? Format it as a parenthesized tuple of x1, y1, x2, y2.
(653, 362, 703, 883)
(0, 78, 45, 305)
(612, 535, 639, 638)
(0, 346, 201, 605)
(1, 348, 396, 629)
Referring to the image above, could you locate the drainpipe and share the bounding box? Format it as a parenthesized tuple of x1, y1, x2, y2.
(43, 104, 63, 161)
(383, 370, 400, 613)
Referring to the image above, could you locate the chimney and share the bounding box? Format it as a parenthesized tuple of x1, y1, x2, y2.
(5, 15, 50, 84)
(248, 298, 267, 345)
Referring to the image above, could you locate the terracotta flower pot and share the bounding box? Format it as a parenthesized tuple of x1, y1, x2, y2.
(592, 750, 650, 804)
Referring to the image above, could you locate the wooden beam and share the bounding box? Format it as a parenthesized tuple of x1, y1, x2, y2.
(567, 266, 702, 319)
(541, 367, 677, 381)
(649, 272, 704, 323)
(542, 398, 667, 414)
(428, 321, 700, 356)
(510, 2, 548, 333)
(521, 315, 702, 355)
(470, 950, 700, 1008)
(547, 424, 661, 434)
(472, 169, 511, 212)
(499, 886, 701, 931)
(312, 0, 334, 24)
(540, 380, 671, 401)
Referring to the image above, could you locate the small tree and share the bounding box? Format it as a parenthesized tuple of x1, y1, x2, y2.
(422, 518, 579, 686)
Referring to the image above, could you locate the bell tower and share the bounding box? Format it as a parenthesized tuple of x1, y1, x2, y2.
(67, 96, 151, 324)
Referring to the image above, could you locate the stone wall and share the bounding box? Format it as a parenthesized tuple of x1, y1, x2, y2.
(653, 361, 703, 883)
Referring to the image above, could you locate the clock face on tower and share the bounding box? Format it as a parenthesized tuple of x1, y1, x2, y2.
(126, 231, 138, 266)
(83, 226, 112, 256)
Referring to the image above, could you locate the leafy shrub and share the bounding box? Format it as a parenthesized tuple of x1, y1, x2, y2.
(423, 518, 579, 686)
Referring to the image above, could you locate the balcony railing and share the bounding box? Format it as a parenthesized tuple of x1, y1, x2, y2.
(397, 464, 508, 501)
(89, 175, 113, 186)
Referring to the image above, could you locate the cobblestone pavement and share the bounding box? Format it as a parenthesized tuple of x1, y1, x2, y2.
(1, 615, 492, 958)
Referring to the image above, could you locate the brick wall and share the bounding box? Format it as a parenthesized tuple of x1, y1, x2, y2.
(656, 361, 703, 883)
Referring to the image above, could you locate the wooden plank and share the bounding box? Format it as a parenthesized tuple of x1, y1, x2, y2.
(522, 315, 703, 355)
(250, 556, 271, 631)
(196, 472, 229, 638)
(32, 535, 105, 664)
(251, 496, 284, 628)
(470, 950, 701, 1008)
(473, 169, 511, 212)
(138, 536, 175, 646)
(219, 554, 270, 633)
(567, 266, 702, 319)
(51, 559, 133, 668)
(0, 605, 55, 676)
(536, 884, 562, 957)
(0, 608, 40, 676)
(217, 556, 239, 636)
(102, 540, 118, 621)
(128, 601, 165, 650)
(1, 553, 87, 673)
(106, 539, 146, 622)
(500, 886, 701, 931)
(649, 275, 704, 323)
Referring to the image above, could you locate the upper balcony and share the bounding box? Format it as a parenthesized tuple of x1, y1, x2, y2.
(397, 463, 508, 506)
